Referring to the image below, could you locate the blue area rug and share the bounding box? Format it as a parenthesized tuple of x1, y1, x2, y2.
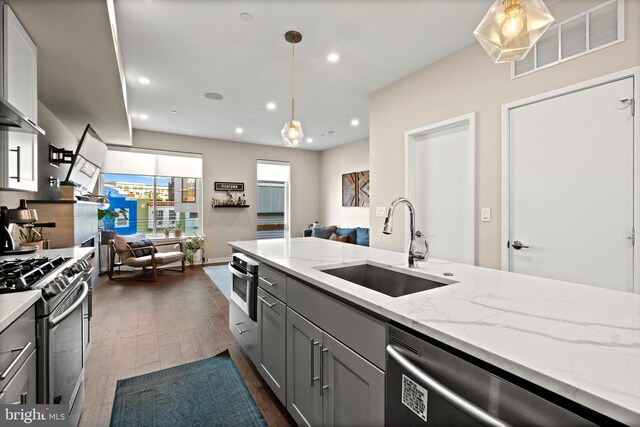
(110, 350, 266, 427)
(203, 265, 231, 300)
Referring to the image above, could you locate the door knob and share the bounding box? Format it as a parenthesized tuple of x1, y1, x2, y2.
(511, 241, 529, 250)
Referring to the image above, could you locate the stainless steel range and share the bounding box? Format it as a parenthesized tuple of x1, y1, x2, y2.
(0, 254, 92, 427)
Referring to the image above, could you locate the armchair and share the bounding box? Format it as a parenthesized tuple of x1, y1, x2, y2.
(108, 233, 185, 281)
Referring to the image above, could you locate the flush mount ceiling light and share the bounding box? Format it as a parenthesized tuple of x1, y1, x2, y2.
(138, 76, 150, 85)
(281, 30, 303, 148)
(351, 119, 360, 126)
(327, 53, 340, 63)
(235, 127, 244, 134)
(266, 102, 276, 110)
(474, 0, 554, 63)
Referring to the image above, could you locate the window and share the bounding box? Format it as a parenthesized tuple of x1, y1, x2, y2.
(102, 173, 202, 236)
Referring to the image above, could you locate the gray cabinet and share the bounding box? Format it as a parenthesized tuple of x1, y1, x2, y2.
(0, 305, 36, 405)
(287, 307, 385, 427)
(229, 298, 259, 365)
(256, 287, 286, 405)
(1, 4, 38, 192)
(322, 333, 384, 427)
(287, 308, 323, 427)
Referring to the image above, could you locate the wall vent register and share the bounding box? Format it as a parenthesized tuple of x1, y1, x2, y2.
(512, 0, 624, 78)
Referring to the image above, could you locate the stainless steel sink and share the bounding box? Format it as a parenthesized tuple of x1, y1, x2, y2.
(319, 262, 454, 297)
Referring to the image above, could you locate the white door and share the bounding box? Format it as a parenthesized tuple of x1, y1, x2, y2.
(408, 115, 475, 265)
(508, 76, 635, 292)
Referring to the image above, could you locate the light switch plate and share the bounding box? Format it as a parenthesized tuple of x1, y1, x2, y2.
(481, 208, 491, 222)
(376, 207, 387, 217)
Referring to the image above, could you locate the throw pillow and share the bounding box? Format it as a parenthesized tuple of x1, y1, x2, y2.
(311, 225, 336, 239)
(356, 228, 370, 246)
(329, 233, 349, 243)
(114, 233, 146, 261)
(335, 227, 357, 244)
(127, 239, 157, 257)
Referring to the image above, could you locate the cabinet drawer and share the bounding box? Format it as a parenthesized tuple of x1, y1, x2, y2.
(0, 349, 36, 404)
(258, 263, 287, 302)
(229, 299, 259, 365)
(287, 278, 387, 371)
(0, 306, 35, 392)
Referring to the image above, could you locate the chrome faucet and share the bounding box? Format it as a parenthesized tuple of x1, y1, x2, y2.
(383, 197, 428, 268)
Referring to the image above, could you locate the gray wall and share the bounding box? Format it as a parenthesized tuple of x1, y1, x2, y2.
(131, 129, 321, 262)
(369, 0, 640, 269)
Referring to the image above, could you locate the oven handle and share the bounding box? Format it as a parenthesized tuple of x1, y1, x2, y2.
(49, 281, 89, 328)
(386, 345, 511, 427)
(0, 341, 32, 380)
(228, 262, 254, 281)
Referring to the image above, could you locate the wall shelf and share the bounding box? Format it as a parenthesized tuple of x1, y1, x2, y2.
(213, 204, 250, 208)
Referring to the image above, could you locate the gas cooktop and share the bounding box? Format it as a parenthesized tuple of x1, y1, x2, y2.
(0, 256, 69, 293)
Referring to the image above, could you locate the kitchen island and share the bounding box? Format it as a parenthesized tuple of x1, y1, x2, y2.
(230, 237, 640, 425)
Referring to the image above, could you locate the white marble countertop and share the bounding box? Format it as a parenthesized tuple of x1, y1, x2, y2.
(229, 237, 640, 425)
(0, 247, 94, 332)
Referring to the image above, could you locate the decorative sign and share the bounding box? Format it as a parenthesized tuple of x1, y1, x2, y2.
(215, 181, 244, 192)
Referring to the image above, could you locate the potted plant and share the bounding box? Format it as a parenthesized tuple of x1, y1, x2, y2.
(18, 226, 48, 250)
(173, 221, 183, 237)
(98, 207, 128, 243)
(160, 224, 174, 238)
(59, 181, 76, 200)
(182, 233, 205, 266)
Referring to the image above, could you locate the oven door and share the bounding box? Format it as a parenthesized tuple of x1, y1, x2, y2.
(46, 281, 89, 426)
(228, 262, 257, 321)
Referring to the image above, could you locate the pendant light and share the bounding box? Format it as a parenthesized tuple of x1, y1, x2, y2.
(281, 31, 303, 147)
(474, 0, 554, 63)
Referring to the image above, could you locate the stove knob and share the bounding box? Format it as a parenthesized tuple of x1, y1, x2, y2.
(42, 284, 57, 298)
(53, 278, 67, 292)
(63, 267, 74, 277)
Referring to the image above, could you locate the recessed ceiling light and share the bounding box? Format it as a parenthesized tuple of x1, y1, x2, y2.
(239, 12, 252, 22)
(139, 114, 149, 120)
(204, 92, 224, 100)
(266, 102, 276, 110)
(327, 53, 340, 63)
(235, 127, 244, 134)
(351, 119, 359, 126)
(170, 110, 178, 114)
(138, 77, 150, 85)
(306, 138, 313, 143)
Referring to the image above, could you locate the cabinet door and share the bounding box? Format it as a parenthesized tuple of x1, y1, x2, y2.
(257, 288, 286, 405)
(322, 333, 385, 427)
(229, 299, 259, 365)
(3, 5, 38, 192)
(287, 308, 323, 427)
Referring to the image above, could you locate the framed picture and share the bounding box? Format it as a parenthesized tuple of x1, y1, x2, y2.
(215, 181, 244, 192)
(182, 178, 197, 203)
(342, 172, 357, 207)
(357, 170, 370, 207)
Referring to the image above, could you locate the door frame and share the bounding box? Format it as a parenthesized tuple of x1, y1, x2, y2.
(405, 112, 476, 264)
(501, 66, 640, 293)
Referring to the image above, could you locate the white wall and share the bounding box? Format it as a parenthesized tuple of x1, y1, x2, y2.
(319, 138, 369, 228)
(369, 0, 640, 269)
(131, 130, 321, 262)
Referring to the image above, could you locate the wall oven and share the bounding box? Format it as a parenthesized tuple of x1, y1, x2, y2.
(228, 253, 259, 321)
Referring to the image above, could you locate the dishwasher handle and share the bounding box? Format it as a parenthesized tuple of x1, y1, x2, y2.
(386, 345, 511, 427)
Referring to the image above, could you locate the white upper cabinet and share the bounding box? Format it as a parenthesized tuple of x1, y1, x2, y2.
(1, 4, 38, 192)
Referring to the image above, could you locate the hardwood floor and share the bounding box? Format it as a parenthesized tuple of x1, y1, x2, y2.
(78, 267, 294, 427)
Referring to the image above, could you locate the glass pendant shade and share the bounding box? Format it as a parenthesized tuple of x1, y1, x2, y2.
(474, 0, 554, 63)
(281, 120, 303, 147)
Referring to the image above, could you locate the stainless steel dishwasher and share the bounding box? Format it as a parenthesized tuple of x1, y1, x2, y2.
(386, 324, 619, 426)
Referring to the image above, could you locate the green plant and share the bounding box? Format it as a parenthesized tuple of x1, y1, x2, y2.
(98, 208, 128, 231)
(160, 225, 174, 236)
(19, 226, 42, 243)
(174, 220, 183, 230)
(182, 233, 205, 265)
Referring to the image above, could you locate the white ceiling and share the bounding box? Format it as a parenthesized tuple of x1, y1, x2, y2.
(115, 0, 491, 151)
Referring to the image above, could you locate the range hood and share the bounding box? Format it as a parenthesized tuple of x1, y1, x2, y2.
(0, 96, 45, 135)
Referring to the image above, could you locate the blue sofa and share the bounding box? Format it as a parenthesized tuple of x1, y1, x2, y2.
(303, 226, 369, 246)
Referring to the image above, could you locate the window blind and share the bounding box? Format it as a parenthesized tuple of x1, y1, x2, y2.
(102, 147, 203, 178)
